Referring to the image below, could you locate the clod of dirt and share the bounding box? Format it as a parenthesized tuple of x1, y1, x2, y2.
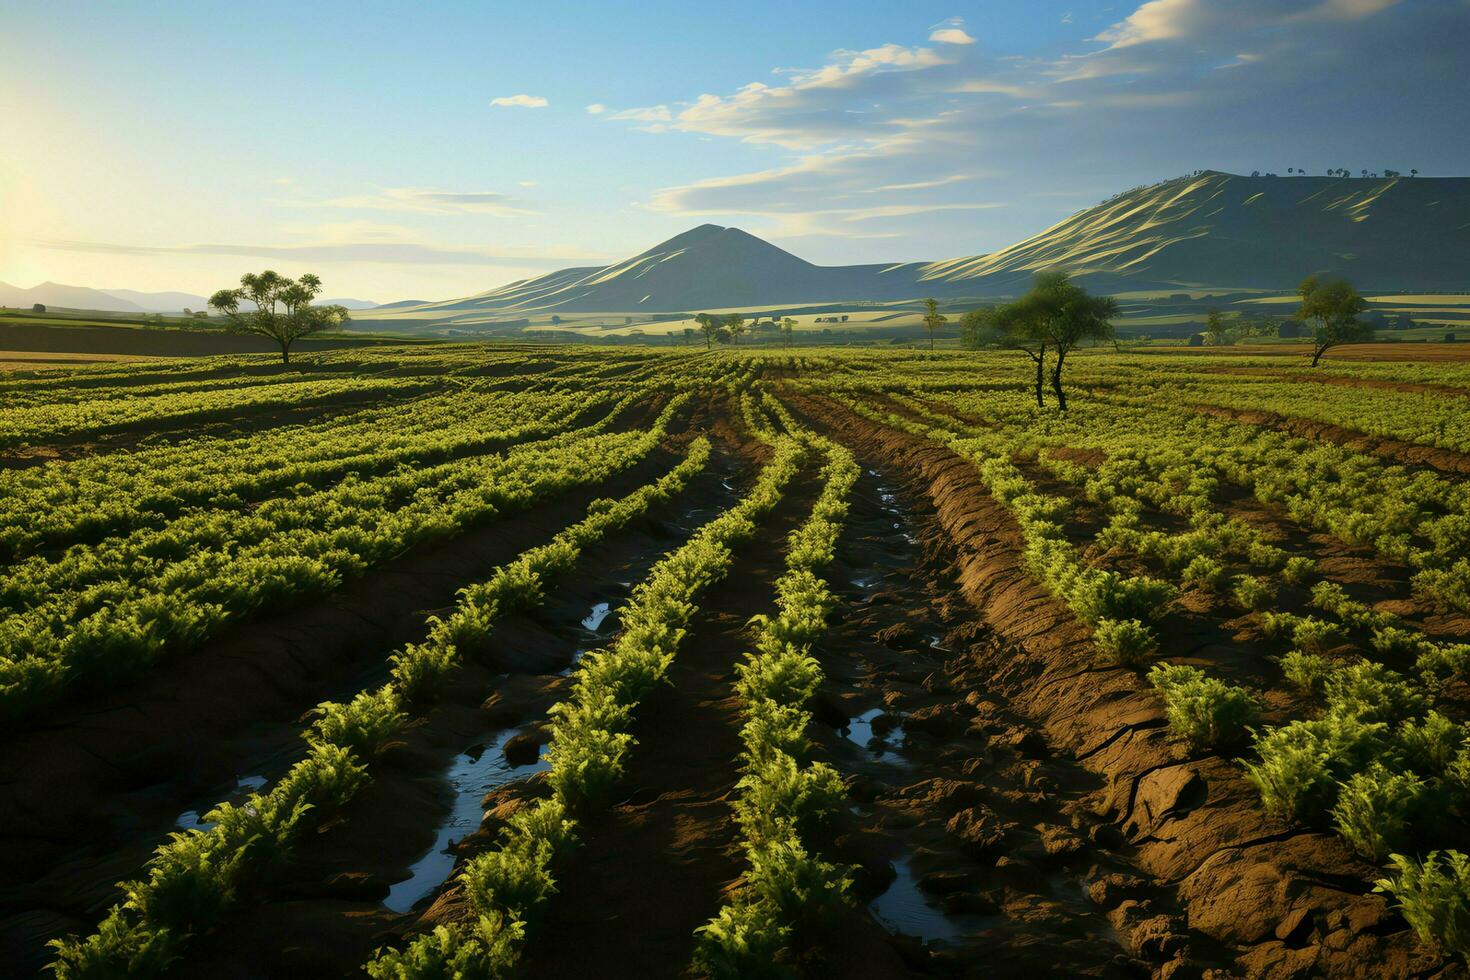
(503, 730, 543, 767)
(1087, 872, 1150, 909)
(904, 702, 970, 737)
(944, 805, 1013, 857)
(875, 622, 924, 652)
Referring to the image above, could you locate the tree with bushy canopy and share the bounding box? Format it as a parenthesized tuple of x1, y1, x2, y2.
(1297, 275, 1370, 366)
(980, 271, 1117, 410)
(208, 271, 349, 365)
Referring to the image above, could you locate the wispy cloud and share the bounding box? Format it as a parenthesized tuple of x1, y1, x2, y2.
(490, 93, 548, 108)
(300, 187, 536, 216)
(36, 224, 605, 268)
(585, 103, 606, 115)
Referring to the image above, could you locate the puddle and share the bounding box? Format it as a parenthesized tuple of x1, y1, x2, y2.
(174, 774, 268, 831)
(559, 647, 593, 676)
(384, 729, 551, 913)
(841, 708, 907, 766)
(581, 601, 611, 633)
(870, 855, 991, 945)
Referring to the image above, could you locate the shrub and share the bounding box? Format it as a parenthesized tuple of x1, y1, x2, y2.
(366, 917, 524, 980)
(1147, 664, 1258, 750)
(1397, 712, 1467, 775)
(1181, 555, 1227, 592)
(1232, 575, 1276, 612)
(1261, 611, 1303, 639)
(1325, 661, 1427, 726)
(1071, 570, 1176, 624)
(1375, 851, 1470, 957)
(691, 899, 791, 980)
(1371, 626, 1430, 660)
(1093, 618, 1159, 667)
(308, 685, 405, 757)
(1331, 764, 1425, 861)
(1291, 617, 1345, 655)
(1244, 715, 1388, 825)
(1281, 556, 1317, 586)
(1417, 643, 1470, 685)
(1280, 650, 1334, 698)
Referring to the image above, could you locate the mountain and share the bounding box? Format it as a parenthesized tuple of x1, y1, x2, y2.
(321, 298, 380, 311)
(102, 289, 209, 312)
(0, 281, 147, 312)
(378, 224, 929, 319)
(916, 171, 1470, 293)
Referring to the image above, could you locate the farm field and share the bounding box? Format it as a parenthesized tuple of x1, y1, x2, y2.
(3, 344, 1470, 979)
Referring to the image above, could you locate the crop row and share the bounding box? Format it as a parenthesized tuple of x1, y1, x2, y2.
(0, 385, 611, 560)
(47, 437, 715, 977)
(0, 394, 686, 722)
(830, 388, 1470, 958)
(365, 408, 807, 978)
(694, 400, 859, 977)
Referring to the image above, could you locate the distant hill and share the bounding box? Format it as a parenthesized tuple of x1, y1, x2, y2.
(0, 283, 379, 315)
(376, 224, 930, 320)
(371, 173, 1470, 322)
(0, 281, 149, 312)
(917, 171, 1470, 293)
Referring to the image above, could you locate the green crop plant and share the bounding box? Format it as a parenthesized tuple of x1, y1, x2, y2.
(1232, 574, 1276, 611)
(1093, 617, 1159, 667)
(1375, 851, 1470, 957)
(1331, 764, 1425, 862)
(1148, 663, 1258, 750)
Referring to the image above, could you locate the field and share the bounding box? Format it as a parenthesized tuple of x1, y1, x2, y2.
(3, 344, 1470, 979)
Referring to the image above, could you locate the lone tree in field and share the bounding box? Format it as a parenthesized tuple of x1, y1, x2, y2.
(209, 271, 349, 365)
(1296, 275, 1370, 366)
(1204, 309, 1231, 346)
(31, 303, 45, 314)
(922, 298, 947, 350)
(781, 317, 796, 347)
(725, 313, 746, 344)
(695, 313, 719, 348)
(989, 271, 1117, 411)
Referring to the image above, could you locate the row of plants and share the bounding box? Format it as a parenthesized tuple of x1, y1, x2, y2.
(365, 406, 807, 977)
(0, 385, 611, 560)
(46, 437, 716, 977)
(693, 408, 860, 977)
(0, 393, 688, 722)
(817, 382, 1470, 960)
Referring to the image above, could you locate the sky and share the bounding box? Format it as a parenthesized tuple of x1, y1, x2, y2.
(2, 0, 1467, 303)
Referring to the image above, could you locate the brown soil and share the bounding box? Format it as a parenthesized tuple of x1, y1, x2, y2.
(790, 391, 1450, 979)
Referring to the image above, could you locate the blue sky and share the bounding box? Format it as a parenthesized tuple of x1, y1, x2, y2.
(2, 0, 1467, 302)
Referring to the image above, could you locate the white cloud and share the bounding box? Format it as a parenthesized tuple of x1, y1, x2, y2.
(585, 103, 606, 115)
(929, 27, 976, 45)
(490, 94, 548, 108)
(301, 187, 537, 217)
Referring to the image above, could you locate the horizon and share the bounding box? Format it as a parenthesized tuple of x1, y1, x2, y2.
(3, 1, 1469, 303)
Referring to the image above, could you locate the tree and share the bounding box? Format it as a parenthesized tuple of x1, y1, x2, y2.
(922, 298, 947, 350)
(694, 313, 718, 348)
(1204, 309, 1231, 346)
(725, 313, 746, 344)
(682, 327, 696, 346)
(714, 325, 732, 345)
(959, 307, 1000, 349)
(988, 271, 1115, 411)
(780, 317, 796, 348)
(208, 271, 348, 365)
(31, 303, 45, 314)
(1296, 276, 1371, 366)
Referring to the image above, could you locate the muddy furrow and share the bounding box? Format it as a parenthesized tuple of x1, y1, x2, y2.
(790, 392, 1445, 980)
(155, 439, 756, 980)
(510, 465, 824, 979)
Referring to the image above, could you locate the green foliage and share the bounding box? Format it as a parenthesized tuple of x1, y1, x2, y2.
(1244, 715, 1388, 824)
(1324, 661, 1427, 726)
(1093, 617, 1159, 667)
(1181, 554, 1227, 592)
(1281, 556, 1317, 586)
(1280, 649, 1334, 697)
(309, 685, 405, 756)
(1147, 663, 1258, 750)
(1232, 574, 1276, 611)
(1291, 617, 1346, 655)
(364, 916, 524, 980)
(1331, 764, 1425, 861)
(692, 900, 793, 980)
(1375, 851, 1470, 957)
